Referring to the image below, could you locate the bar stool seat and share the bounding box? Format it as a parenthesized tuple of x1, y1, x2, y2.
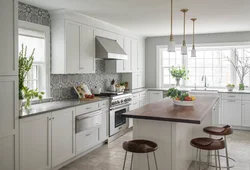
(190, 137, 225, 170)
(203, 125, 235, 170)
(122, 139, 158, 170)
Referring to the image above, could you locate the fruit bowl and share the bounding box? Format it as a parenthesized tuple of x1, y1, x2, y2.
(173, 99, 194, 106)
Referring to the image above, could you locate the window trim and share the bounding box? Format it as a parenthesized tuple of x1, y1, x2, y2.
(156, 43, 250, 89)
(18, 20, 51, 97)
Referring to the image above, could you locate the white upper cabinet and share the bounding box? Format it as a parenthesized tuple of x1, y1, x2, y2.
(51, 19, 96, 74)
(138, 41, 145, 71)
(131, 39, 138, 72)
(95, 29, 117, 40)
(0, 0, 17, 76)
(65, 20, 81, 74)
(80, 24, 95, 73)
(123, 37, 132, 72)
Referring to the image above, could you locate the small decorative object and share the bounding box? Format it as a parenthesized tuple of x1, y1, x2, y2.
(23, 86, 44, 110)
(125, 82, 129, 90)
(91, 86, 101, 95)
(74, 84, 98, 101)
(110, 79, 116, 92)
(19, 44, 44, 110)
(226, 84, 235, 91)
(116, 82, 126, 92)
(191, 18, 197, 57)
(166, 88, 196, 106)
(225, 48, 250, 90)
(169, 66, 189, 87)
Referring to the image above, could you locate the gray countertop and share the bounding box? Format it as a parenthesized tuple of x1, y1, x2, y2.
(20, 97, 109, 119)
(147, 87, 250, 94)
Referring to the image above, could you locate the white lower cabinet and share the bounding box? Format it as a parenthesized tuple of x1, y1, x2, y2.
(20, 107, 75, 170)
(51, 108, 75, 167)
(242, 101, 250, 127)
(149, 91, 163, 103)
(99, 108, 109, 141)
(212, 101, 220, 125)
(222, 100, 242, 126)
(20, 113, 51, 170)
(76, 126, 99, 155)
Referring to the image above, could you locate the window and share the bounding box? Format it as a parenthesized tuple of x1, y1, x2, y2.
(157, 45, 250, 88)
(18, 21, 50, 97)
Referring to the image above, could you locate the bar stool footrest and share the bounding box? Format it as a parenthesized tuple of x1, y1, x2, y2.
(201, 154, 236, 169)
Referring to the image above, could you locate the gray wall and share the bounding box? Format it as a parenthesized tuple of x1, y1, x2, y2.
(145, 32, 250, 88)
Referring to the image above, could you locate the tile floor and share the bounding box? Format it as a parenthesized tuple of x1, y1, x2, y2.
(60, 130, 250, 170)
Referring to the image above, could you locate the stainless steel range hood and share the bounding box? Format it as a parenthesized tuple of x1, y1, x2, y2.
(95, 36, 128, 60)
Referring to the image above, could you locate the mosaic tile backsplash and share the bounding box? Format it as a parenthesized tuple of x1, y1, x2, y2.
(51, 60, 122, 101)
(18, 2, 50, 26)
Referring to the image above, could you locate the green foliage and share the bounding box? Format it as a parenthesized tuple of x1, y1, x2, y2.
(226, 84, 235, 87)
(120, 82, 126, 86)
(23, 86, 44, 109)
(166, 88, 189, 101)
(169, 66, 189, 80)
(19, 44, 35, 99)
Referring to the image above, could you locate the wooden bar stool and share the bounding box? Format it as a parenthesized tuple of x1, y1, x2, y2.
(203, 125, 235, 169)
(122, 139, 158, 170)
(190, 137, 225, 170)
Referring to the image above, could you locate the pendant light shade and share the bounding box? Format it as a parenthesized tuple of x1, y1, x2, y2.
(191, 18, 197, 57)
(181, 9, 188, 55)
(168, 0, 175, 52)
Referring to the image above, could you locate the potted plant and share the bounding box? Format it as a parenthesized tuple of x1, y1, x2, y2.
(225, 49, 250, 90)
(19, 44, 44, 110)
(169, 66, 189, 87)
(226, 84, 235, 91)
(23, 86, 44, 109)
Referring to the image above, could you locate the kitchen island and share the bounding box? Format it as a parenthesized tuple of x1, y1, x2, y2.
(123, 96, 219, 170)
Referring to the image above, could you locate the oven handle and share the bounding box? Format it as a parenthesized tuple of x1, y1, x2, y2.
(110, 103, 131, 111)
(76, 110, 102, 120)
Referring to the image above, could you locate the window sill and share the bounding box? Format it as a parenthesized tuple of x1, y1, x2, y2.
(21, 97, 53, 104)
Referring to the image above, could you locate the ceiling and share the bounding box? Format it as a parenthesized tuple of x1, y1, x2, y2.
(20, 0, 250, 37)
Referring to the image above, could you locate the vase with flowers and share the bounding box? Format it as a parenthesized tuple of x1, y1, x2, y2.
(169, 66, 189, 87)
(19, 44, 44, 110)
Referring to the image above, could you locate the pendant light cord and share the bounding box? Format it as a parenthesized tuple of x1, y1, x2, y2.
(181, 9, 188, 45)
(193, 20, 194, 46)
(170, 0, 173, 40)
(191, 18, 197, 49)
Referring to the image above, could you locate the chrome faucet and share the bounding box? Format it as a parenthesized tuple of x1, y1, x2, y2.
(201, 75, 207, 89)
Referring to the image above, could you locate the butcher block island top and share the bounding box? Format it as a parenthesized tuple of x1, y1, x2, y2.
(123, 96, 219, 124)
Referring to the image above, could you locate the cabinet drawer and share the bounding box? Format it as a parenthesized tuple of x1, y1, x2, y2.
(76, 103, 100, 116)
(221, 93, 241, 100)
(99, 100, 109, 109)
(242, 94, 250, 101)
(139, 91, 147, 97)
(76, 126, 99, 155)
(132, 93, 140, 99)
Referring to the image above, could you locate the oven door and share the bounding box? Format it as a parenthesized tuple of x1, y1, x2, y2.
(109, 104, 130, 136)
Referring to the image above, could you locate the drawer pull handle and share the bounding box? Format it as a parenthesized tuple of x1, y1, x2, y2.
(86, 132, 92, 136)
(228, 96, 236, 97)
(228, 100, 236, 102)
(86, 107, 92, 109)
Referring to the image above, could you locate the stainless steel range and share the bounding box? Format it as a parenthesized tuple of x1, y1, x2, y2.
(109, 93, 132, 136)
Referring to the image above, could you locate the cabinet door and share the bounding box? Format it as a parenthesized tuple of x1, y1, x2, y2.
(95, 29, 117, 40)
(140, 97, 148, 107)
(212, 101, 220, 125)
(138, 72, 145, 88)
(0, 76, 18, 170)
(51, 108, 75, 167)
(129, 100, 140, 128)
(116, 35, 124, 72)
(222, 100, 242, 126)
(99, 108, 109, 141)
(137, 41, 145, 71)
(242, 101, 250, 127)
(65, 20, 81, 74)
(0, 0, 17, 76)
(131, 39, 138, 72)
(20, 113, 51, 170)
(123, 37, 132, 72)
(149, 91, 163, 103)
(80, 24, 95, 73)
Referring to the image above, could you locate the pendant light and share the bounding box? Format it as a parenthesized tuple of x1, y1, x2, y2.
(168, 0, 175, 52)
(191, 18, 197, 57)
(181, 9, 188, 55)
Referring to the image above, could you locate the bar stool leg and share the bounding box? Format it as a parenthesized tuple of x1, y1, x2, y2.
(214, 150, 218, 170)
(199, 149, 201, 170)
(196, 148, 199, 167)
(147, 153, 151, 170)
(207, 150, 210, 167)
(123, 151, 128, 170)
(130, 153, 133, 170)
(153, 152, 159, 170)
(217, 150, 221, 170)
(224, 136, 230, 170)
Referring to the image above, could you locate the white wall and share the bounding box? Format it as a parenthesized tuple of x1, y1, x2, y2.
(145, 31, 250, 88)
